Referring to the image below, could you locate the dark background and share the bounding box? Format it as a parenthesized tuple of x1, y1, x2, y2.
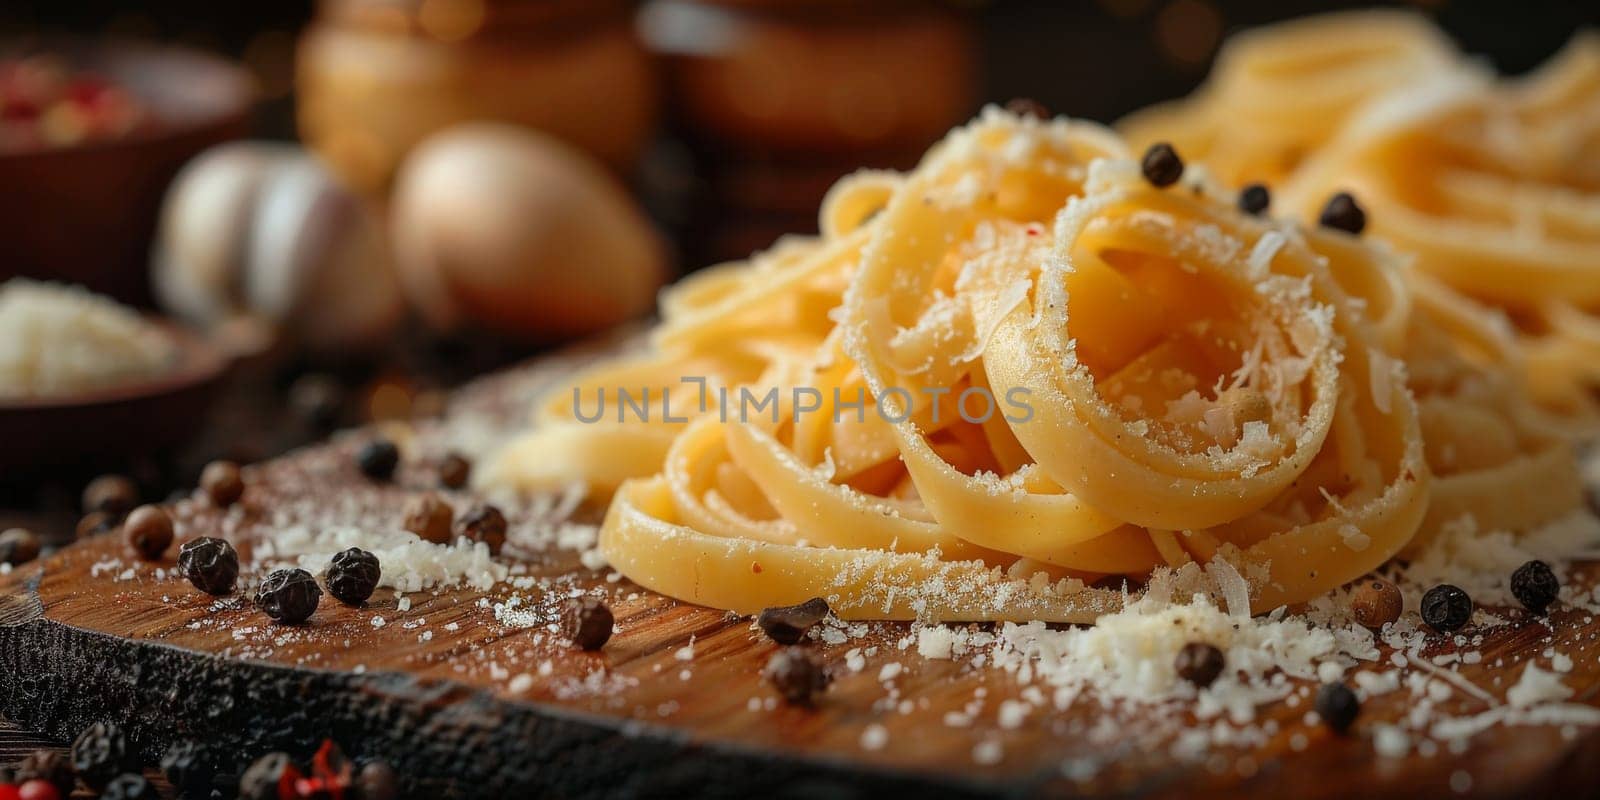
(2, 0, 1594, 139)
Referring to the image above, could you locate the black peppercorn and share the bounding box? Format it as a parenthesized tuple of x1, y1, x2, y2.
(358, 760, 399, 800)
(0, 527, 41, 565)
(1420, 584, 1473, 632)
(100, 773, 157, 800)
(71, 721, 133, 789)
(562, 595, 614, 650)
(764, 647, 831, 705)
(355, 439, 400, 481)
(457, 504, 508, 555)
(161, 740, 216, 797)
(15, 750, 74, 796)
(756, 597, 830, 645)
(1511, 560, 1560, 615)
(1319, 192, 1366, 234)
(438, 453, 471, 490)
(1141, 142, 1184, 187)
(83, 474, 138, 516)
(326, 548, 382, 606)
(1174, 642, 1226, 688)
(1315, 682, 1360, 733)
(1004, 97, 1050, 120)
(239, 753, 296, 800)
(1238, 183, 1271, 216)
(178, 537, 240, 595)
(123, 504, 174, 561)
(256, 568, 322, 624)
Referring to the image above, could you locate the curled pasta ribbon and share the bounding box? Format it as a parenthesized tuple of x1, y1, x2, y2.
(1119, 10, 1461, 187)
(1283, 34, 1600, 429)
(550, 110, 1441, 622)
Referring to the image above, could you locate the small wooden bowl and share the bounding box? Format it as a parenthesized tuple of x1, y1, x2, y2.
(0, 322, 227, 473)
(0, 38, 254, 305)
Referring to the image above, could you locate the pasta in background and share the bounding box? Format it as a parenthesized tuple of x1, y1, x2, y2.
(1282, 34, 1600, 429)
(1118, 11, 1465, 188)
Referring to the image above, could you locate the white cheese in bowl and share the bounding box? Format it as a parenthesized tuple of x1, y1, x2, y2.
(0, 279, 179, 399)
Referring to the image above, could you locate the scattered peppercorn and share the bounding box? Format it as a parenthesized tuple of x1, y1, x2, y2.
(764, 647, 831, 705)
(1004, 97, 1050, 119)
(0, 528, 40, 565)
(1511, 559, 1560, 615)
(1350, 577, 1404, 630)
(160, 740, 216, 797)
(123, 505, 174, 561)
(355, 439, 400, 481)
(290, 373, 346, 431)
(239, 753, 296, 800)
(456, 504, 507, 554)
(14, 751, 73, 797)
(1174, 642, 1226, 688)
(562, 595, 614, 650)
(99, 774, 155, 800)
(325, 548, 382, 606)
(199, 460, 245, 507)
(71, 721, 132, 789)
(756, 597, 830, 645)
(1315, 682, 1360, 734)
(76, 511, 119, 539)
(438, 453, 471, 490)
(358, 761, 399, 800)
(1141, 142, 1184, 187)
(1420, 584, 1473, 632)
(256, 568, 322, 624)
(403, 493, 454, 544)
(178, 537, 240, 595)
(83, 474, 138, 516)
(1319, 192, 1366, 234)
(15, 781, 58, 800)
(1238, 183, 1271, 216)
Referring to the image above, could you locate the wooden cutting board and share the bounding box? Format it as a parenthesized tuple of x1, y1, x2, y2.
(3, 344, 1599, 799)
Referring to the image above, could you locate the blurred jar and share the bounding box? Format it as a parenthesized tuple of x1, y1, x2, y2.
(641, 0, 976, 158)
(640, 0, 976, 262)
(297, 0, 659, 196)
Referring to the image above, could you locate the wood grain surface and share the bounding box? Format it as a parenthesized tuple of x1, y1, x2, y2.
(3, 347, 1600, 799)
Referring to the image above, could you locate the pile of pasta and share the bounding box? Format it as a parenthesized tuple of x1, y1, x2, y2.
(484, 98, 1586, 621)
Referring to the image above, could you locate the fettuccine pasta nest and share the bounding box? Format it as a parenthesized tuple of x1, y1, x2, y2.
(483, 16, 1592, 623)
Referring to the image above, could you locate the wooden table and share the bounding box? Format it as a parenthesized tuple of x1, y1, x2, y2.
(5, 348, 1600, 799)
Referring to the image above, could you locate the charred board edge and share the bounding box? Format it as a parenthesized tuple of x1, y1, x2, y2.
(0, 591, 1080, 800)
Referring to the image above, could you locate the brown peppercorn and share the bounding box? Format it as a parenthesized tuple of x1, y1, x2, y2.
(402, 493, 454, 545)
(0, 527, 41, 565)
(1141, 142, 1184, 187)
(562, 595, 614, 650)
(200, 460, 245, 507)
(438, 453, 471, 490)
(124, 505, 174, 561)
(756, 597, 830, 645)
(16, 750, 75, 796)
(457, 504, 508, 554)
(1351, 577, 1403, 630)
(77, 511, 121, 539)
(358, 760, 399, 800)
(1174, 642, 1226, 688)
(1004, 97, 1051, 120)
(83, 474, 138, 516)
(764, 647, 831, 705)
